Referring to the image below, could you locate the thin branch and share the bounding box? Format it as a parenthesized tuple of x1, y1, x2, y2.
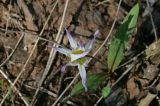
(146, 0, 158, 41)
(94, 64, 134, 106)
(23, 84, 77, 106)
(92, 0, 122, 58)
(52, 73, 79, 106)
(30, 0, 68, 105)
(0, 0, 59, 105)
(0, 69, 29, 106)
(0, 33, 24, 67)
(95, 0, 110, 7)
(39, 0, 59, 37)
(0, 27, 67, 49)
(0, 37, 39, 106)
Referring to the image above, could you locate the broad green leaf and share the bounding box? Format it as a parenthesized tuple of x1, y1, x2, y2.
(70, 73, 107, 96)
(102, 87, 110, 97)
(108, 3, 139, 72)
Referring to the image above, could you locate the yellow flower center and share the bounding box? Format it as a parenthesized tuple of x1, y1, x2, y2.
(72, 49, 84, 54)
(71, 48, 87, 65)
(77, 57, 87, 65)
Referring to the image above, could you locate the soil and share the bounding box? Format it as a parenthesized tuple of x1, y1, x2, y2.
(0, 0, 160, 106)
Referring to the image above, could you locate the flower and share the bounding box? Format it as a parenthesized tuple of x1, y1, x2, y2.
(56, 28, 99, 91)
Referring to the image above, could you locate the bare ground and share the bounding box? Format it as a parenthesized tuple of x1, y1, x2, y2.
(0, 0, 160, 106)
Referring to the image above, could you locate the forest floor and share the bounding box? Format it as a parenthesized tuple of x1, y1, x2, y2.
(0, 0, 160, 106)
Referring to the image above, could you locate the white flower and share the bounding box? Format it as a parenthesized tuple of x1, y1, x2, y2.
(56, 28, 99, 91)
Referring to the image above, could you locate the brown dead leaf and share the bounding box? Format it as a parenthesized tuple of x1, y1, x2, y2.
(23, 34, 37, 60)
(127, 77, 140, 100)
(107, 1, 124, 23)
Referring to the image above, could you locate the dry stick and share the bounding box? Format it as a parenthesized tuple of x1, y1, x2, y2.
(146, 0, 158, 41)
(0, 0, 59, 105)
(0, 69, 29, 106)
(0, 27, 66, 49)
(23, 84, 77, 106)
(0, 0, 28, 104)
(17, 0, 38, 31)
(0, 33, 27, 105)
(92, 1, 121, 58)
(94, 64, 135, 106)
(0, 37, 39, 106)
(30, 0, 69, 105)
(38, 0, 59, 37)
(0, 34, 24, 67)
(52, 73, 80, 106)
(57, 73, 65, 96)
(52, 0, 123, 105)
(95, 0, 110, 7)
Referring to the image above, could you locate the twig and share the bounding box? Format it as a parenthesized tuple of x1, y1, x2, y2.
(23, 84, 77, 106)
(30, 0, 68, 105)
(146, 0, 158, 41)
(0, 36, 39, 106)
(112, 64, 134, 87)
(92, 0, 122, 59)
(117, 51, 144, 69)
(0, 69, 29, 106)
(57, 73, 65, 97)
(17, 0, 38, 31)
(94, 64, 134, 106)
(94, 96, 103, 106)
(0, 27, 66, 49)
(52, 73, 79, 106)
(0, 33, 24, 67)
(39, 0, 59, 37)
(0, 0, 59, 105)
(0, 0, 28, 105)
(95, 0, 110, 7)
(86, 55, 107, 67)
(23, 84, 57, 97)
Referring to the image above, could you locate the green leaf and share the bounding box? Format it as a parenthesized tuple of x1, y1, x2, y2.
(6, 87, 12, 101)
(102, 87, 110, 97)
(70, 73, 107, 96)
(108, 3, 139, 72)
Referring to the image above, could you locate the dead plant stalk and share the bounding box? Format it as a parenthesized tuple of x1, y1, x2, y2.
(0, 0, 59, 105)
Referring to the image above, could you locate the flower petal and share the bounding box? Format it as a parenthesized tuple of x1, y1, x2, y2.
(65, 28, 77, 49)
(77, 40, 82, 48)
(61, 62, 76, 73)
(85, 30, 99, 51)
(70, 51, 89, 62)
(61, 64, 67, 73)
(56, 47, 71, 56)
(77, 41, 85, 51)
(78, 64, 87, 91)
